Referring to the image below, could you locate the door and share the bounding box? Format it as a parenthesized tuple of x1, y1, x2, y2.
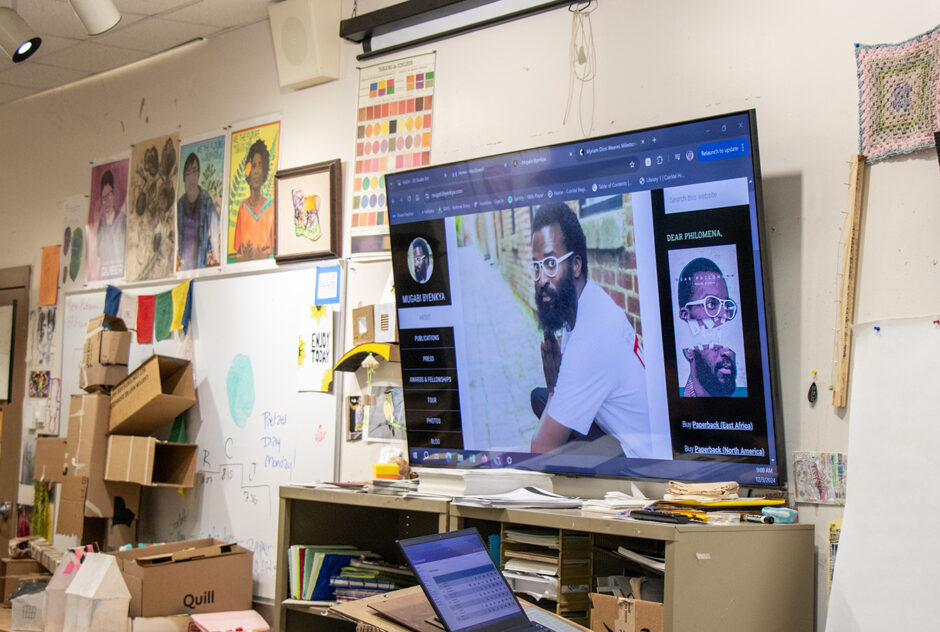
(0, 266, 31, 554)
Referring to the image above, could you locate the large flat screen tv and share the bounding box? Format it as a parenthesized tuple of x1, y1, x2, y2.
(385, 110, 784, 487)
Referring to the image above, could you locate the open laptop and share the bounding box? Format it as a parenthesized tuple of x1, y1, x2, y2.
(397, 528, 583, 632)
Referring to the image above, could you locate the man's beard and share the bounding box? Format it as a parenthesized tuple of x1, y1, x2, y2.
(694, 348, 737, 396)
(415, 262, 427, 280)
(536, 273, 578, 332)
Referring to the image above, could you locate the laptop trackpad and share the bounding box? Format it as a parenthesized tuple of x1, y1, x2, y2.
(525, 608, 586, 632)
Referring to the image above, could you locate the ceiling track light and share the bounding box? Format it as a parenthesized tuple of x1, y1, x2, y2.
(0, 6, 41, 63)
(69, 0, 122, 36)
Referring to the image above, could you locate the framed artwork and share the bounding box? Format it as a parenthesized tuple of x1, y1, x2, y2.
(274, 159, 342, 263)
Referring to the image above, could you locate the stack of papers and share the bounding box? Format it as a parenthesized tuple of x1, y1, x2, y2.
(451, 487, 581, 509)
(504, 529, 559, 547)
(614, 546, 665, 574)
(367, 479, 419, 495)
(581, 486, 650, 515)
(417, 468, 554, 497)
(501, 570, 559, 600)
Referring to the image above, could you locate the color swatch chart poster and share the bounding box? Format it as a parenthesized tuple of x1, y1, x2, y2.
(351, 52, 436, 256)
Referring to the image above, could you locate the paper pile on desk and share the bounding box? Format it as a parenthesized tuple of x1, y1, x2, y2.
(582, 485, 650, 515)
(450, 487, 581, 508)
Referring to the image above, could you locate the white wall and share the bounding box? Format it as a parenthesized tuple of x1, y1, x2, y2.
(3, 1, 940, 627)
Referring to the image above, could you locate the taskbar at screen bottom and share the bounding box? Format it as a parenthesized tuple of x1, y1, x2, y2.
(409, 448, 781, 487)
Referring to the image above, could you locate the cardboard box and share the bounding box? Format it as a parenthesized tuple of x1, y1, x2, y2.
(110, 355, 197, 436)
(80, 518, 140, 552)
(65, 393, 111, 473)
(56, 475, 141, 538)
(80, 364, 129, 392)
(106, 436, 197, 487)
(352, 305, 375, 345)
(373, 303, 398, 343)
(1, 558, 45, 604)
(83, 315, 132, 366)
(114, 539, 253, 618)
(59, 394, 142, 530)
(589, 593, 663, 632)
(34, 437, 67, 483)
(27, 538, 63, 573)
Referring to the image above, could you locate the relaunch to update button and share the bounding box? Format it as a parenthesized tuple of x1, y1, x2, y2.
(697, 138, 749, 161)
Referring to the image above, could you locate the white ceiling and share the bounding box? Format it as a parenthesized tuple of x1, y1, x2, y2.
(0, 0, 274, 106)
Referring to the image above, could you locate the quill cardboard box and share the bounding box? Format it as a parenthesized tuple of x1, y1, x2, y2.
(114, 539, 252, 618)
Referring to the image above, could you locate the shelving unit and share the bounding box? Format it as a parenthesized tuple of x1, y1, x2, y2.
(275, 487, 814, 632)
(274, 486, 448, 632)
(500, 525, 593, 625)
(450, 505, 814, 632)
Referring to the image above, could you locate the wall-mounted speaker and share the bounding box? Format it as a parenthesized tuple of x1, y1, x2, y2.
(268, 0, 341, 91)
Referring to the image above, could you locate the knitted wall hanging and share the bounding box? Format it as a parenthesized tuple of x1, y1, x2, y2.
(856, 24, 940, 163)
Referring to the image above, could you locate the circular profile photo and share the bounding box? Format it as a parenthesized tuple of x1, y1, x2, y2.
(408, 237, 433, 284)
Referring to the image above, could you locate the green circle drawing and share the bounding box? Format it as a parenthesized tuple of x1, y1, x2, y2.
(226, 354, 255, 428)
(69, 228, 84, 281)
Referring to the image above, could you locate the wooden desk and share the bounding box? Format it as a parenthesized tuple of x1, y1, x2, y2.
(0, 605, 11, 632)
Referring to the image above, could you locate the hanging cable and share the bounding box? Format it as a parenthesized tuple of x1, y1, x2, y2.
(563, 1, 597, 137)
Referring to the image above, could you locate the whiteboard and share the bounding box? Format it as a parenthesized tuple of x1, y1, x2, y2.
(60, 265, 343, 600)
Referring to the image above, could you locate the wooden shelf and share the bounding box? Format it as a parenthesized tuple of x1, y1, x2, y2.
(332, 342, 400, 373)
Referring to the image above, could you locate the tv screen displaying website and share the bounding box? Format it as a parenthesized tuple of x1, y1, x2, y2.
(385, 110, 785, 487)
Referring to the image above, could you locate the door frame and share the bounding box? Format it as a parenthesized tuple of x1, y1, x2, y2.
(0, 266, 31, 552)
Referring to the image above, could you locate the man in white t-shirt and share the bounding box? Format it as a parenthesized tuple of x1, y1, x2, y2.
(528, 203, 651, 458)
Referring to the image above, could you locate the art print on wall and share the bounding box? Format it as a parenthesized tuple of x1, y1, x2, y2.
(176, 135, 225, 271)
(275, 159, 342, 263)
(61, 194, 89, 289)
(297, 305, 334, 392)
(127, 133, 180, 281)
(363, 385, 405, 442)
(30, 306, 57, 370)
(351, 53, 436, 256)
(86, 158, 129, 282)
(227, 121, 280, 263)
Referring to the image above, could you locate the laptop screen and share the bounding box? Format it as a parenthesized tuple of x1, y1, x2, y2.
(398, 529, 528, 632)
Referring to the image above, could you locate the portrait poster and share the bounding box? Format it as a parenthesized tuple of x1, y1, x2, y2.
(60, 194, 89, 289)
(351, 52, 436, 256)
(667, 244, 747, 397)
(86, 158, 129, 282)
(127, 133, 180, 281)
(176, 134, 226, 272)
(297, 305, 334, 392)
(363, 385, 405, 442)
(227, 120, 280, 263)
